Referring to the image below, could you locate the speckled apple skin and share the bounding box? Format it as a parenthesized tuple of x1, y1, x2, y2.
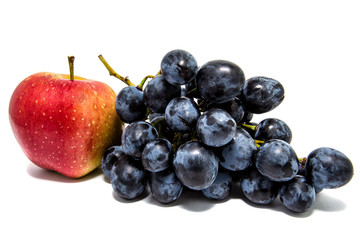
(9, 72, 123, 178)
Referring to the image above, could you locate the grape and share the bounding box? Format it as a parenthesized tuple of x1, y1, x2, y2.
(202, 171, 232, 200)
(141, 138, 173, 172)
(161, 49, 198, 85)
(148, 112, 164, 122)
(279, 175, 316, 213)
(240, 111, 253, 123)
(101, 146, 125, 181)
(241, 167, 279, 205)
(149, 168, 183, 204)
(220, 127, 257, 171)
(205, 98, 244, 124)
(196, 60, 245, 104)
(111, 155, 147, 200)
(173, 141, 219, 190)
(196, 108, 237, 147)
(115, 86, 147, 123)
(240, 76, 284, 114)
(185, 77, 202, 99)
(99, 49, 354, 212)
(143, 75, 181, 113)
(165, 96, 200, 132)
(305, 147, 353, 189)
(254, 118, 292, 143)
(255, 139, 299, 182)
(121, 121, 158, 159)
(149, 114, 176, 141)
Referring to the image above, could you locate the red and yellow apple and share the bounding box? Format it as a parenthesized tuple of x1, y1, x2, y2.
(9, 72, 123, 178)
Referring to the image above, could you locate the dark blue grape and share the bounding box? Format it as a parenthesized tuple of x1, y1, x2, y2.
(143, 75, 181, 113)
(196, 108, 237, 147)
(255, 139, 299, 182)
(240, 76, 284, 114)
(240, 111, 253, 123)
(115, 86, 147, 123)
(220, 128, 257, 171)
(241, 167, 279, 205)
(202, 171, 232, 200)
(279, 175, 316, 213)
(255, 118, 292, 143)
(111, 155, 147, 200)
(121, 121, 158, 159)
(149, 168, 183, 204)
(165, 96, 200, 132)
(161, 49, 198, 85)
(149, 114, 176, 141)
(148, 112, 164, 122)
(205, 98, 244, 124)
(185, 77, 202, 99)
(141, 138, 173, 172)
(102, 146, 125, 181)
(173, 141, 219, 190)
(305, 147, 353, 189)
(196, 60, 245, 104)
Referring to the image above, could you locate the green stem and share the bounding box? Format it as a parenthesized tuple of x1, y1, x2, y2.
(68, 56, 75, 81)
(190, 130, 198, 141)
(254, 139, 264, 145)
(172, 132, 183, 151)
(150, 116, 166, 128)
(143, 108, 151, 120)
(185, 87, 197, 97)
(98, 55, 136, 86)
(198, 99, 206, 108)
(241, 123, 258, 131)
(137, 75, 155, 90)
(298, 157, 307, 165)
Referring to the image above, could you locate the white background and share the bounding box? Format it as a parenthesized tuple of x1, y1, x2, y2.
(1, 0, 359, 239)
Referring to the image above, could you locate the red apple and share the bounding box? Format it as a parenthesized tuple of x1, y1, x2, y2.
(9, 71, 123, 178)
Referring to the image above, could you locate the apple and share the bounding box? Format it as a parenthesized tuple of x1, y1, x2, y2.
(9, 57, 123, 178)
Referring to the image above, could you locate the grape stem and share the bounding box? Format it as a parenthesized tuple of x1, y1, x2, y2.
(185, 87, 197, 97)
(254, 139, 264, 144)
(68, 56, 75, 81)
(143, 109, 151, 120)
(241, 123, 258, 131)
(198, 100, 206, 108)
(98, 55, 136, 86)
(253, 139, 264, 148)
(298, 157, 307, 165)
(172, 132, 183, 151)
(137, 70, 161, 90)
(150, 116, 166, 127)
(137, 75, 155, 90)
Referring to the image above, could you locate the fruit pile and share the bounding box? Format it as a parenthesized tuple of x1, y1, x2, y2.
(101, 49, 353, 213)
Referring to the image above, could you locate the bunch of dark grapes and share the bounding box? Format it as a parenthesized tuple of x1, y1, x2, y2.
(100, 49, 354, 213)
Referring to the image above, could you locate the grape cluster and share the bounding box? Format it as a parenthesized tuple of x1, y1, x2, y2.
(101, 49, 354, 213)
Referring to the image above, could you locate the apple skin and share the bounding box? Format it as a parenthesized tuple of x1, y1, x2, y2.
(9, 72, 123, 178)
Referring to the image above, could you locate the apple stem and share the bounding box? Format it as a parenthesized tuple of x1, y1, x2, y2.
(98, 55, 136, 86)
(68, 56, 75, 81)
